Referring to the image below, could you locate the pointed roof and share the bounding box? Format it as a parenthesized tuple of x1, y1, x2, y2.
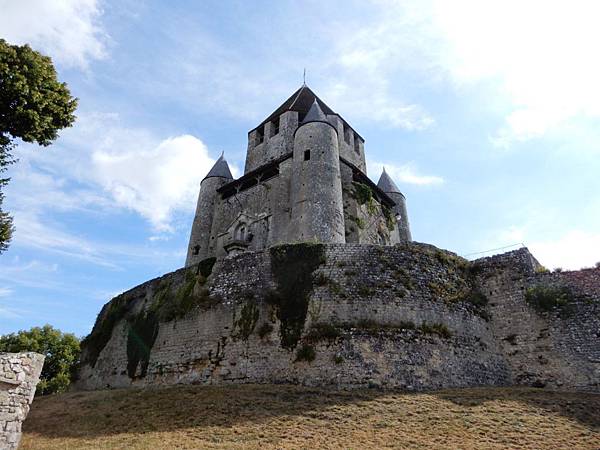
(250, 84, 364, 141)
(203, 154, 233, 181)
(301, 99, 327, 124)
(377, 167, 401, 194)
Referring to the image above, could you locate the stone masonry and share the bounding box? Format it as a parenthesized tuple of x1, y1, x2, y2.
(0, 352, 44, 450)
(76, 243, 599, 392)
(185, 85, 410, 266)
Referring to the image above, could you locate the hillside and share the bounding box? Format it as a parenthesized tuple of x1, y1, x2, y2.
(21, 384, 600, 449)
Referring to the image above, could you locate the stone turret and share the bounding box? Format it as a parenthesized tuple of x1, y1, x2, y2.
(377, 168, 412, 242)
(185, 154, 233, 266)
(289, 100, 345, 243)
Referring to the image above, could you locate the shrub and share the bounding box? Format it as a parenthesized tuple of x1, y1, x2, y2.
(525, 285, 574, 312)
(0, 325, 80, 395)
(306, 323, 341, 342)
(295, 344, 316, 362)
(257, 323, 274, 338)
(419, 323, 452, 339)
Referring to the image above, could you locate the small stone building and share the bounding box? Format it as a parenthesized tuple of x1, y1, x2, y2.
(186, 85, 412, 266)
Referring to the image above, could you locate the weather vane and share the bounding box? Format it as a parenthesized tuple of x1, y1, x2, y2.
(303, 68, 306, 86)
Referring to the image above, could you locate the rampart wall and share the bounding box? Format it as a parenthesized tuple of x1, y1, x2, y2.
(76, 244, 599, 392)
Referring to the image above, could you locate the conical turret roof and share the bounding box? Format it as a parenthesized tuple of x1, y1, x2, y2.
(203, 154, 233, 181)
(377, 167, 401, 194)
(301, 99, 328, 124)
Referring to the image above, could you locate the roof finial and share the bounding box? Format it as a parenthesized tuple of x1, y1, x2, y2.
(220, 150, 224, 158)
(382, 166, 387, 174)
(303, 68, 306, 86)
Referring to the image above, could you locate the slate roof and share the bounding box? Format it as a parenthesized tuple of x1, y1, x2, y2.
(203, 154, 233, 181)
(377, 167, 402, 194)
(249, 84, 363, 140)
(301, 99, 328, 124)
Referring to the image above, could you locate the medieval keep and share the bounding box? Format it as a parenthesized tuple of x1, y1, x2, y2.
(185, 85, 412, 266)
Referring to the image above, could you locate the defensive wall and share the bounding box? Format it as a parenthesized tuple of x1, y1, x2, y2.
(76, 243, 599, 392)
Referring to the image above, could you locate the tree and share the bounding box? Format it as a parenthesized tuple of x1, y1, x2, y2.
(0, 39, 78, 253)
(0, 324, 81, 395)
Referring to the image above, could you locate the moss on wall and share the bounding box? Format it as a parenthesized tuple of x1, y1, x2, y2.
(234, 299, 260, 341)
(126, 310, 159, 378)
(267, 243, 325, 349)
(81, 294, 131, 368)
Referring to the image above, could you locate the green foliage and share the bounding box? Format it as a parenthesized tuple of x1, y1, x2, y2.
(0, 325, 80, 395)
(525, 285, 574, 313)
(352, 182, 373, 205)
(313, 272, 329, 286)
(257, 322, 274, 338)
(83, 260, 219, 377)
(382, 206, 396, 231)
(234, 299, 260, 340)
(350, 216, 366, 230)
(393, 268, 414, 290)
(535, 266, 550, 274)
(295, 344, 316, 362)
(305, 323, 341, 342)
(333, 354, 344, 364)
(126, 310, 159, 379)
(419, 323, 452, 339)
(0, 39, 77, 253)
(268, 243, 325, 349)
(81, 295, 130, 368)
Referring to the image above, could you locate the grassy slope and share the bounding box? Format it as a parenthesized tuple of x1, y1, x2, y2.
(22, 385, 599, 449)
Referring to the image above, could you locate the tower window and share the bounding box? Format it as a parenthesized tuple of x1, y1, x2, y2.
(354, 135, 361, 154)
(270, 117, 280, 137)
(192, 245, 200, 255)
(304, 150, 311, 161)
(256, 125, 264, 144)
(343, 123, 351, 144)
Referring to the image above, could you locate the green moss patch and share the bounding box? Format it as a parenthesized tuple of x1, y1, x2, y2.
(525, 285, 575, 314)
(268, 243, 325, 349)
(234, 299, 260, 341)
(81, 295, 131, 368)
(295, 344, 316, 362)
(126, 310, 159, 378)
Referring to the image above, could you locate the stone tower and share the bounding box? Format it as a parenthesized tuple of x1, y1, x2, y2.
(377, 168, 412, 242)
(289, 100, 345, 243)
(185, 154, 233, 266)
(184, 85, 412, 265)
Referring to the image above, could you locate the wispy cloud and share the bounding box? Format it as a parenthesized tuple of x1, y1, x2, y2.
(0, 0, 108, 69)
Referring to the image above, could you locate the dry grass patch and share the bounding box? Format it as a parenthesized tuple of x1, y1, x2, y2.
(21, 384, 600, 449)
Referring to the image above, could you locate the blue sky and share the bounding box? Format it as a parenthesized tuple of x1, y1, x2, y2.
(1, 0, 599, 336)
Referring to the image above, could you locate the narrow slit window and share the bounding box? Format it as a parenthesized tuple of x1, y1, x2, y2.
(304, 150, 311, 161)
(344, 123, 351, 144)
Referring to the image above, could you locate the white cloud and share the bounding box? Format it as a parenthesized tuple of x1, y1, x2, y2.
(0, 288, 13, 298)
(92, 134, 216, 231)
(0, 0, 107, 69)
(368, 161, 444, 186)
(528, 230, 600, 271)
(478, 225, 600, 270)
(428, 0, 600, 145)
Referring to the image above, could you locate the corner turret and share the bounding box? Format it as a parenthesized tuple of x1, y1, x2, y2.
(289, 100, 345, 243)
(186, 154, 233, 266)
(377, 168, 412, 242)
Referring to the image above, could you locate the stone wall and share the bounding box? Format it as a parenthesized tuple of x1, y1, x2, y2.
(474, 249, 600, 391)
(0, 352, 44, 450)
(75, 243, 599, 393)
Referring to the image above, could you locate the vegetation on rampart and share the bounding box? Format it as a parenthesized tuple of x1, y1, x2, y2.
(525, 284, 576, 315)
(267, 242, 326, 349)
(81, 257, 218, 374)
